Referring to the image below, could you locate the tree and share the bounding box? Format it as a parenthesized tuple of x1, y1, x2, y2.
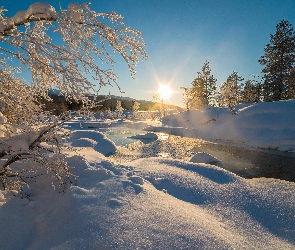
(0, 60, 41, 123)
(0, 2, 147, 191)
(131, 101, 140, 118)
(152, 92, 169, 119)
(180, 87, 194, 112)
(0, 2, 147, 122)
(241, 76, 262, 103)
(259, 19, 295, 101)
(219, 72, 244, 111)
(191, 61, 217, 109)
(114, 100, 124, 118)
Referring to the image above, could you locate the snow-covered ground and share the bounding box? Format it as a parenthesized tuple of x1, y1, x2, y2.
(1, 100, 295, 249)
(153, 99, 295, 152)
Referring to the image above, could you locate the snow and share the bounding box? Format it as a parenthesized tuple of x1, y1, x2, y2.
(12, 2, 56, 25)
(158, 100, 295, 151)
(68, 3, 83, 23)
(189, 152, 219, 164)
(0, 112, 7, 123)
(0, 2, 83, 34)
(67, 130, 117, 156)
(1, 100, 295, 249)
(0, 2, 56, 34)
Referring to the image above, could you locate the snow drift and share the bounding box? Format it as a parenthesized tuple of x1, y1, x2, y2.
(160, 100, 295, 151)
(1, 149, 295, 249)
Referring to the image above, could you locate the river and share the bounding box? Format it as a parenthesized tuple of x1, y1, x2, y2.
(107, 130, 295, 183)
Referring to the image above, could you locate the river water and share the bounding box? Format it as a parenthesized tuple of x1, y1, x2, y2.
(195, 140, 295, 182)
(104, 127, 295, 183)
(65, 121, 295, 183)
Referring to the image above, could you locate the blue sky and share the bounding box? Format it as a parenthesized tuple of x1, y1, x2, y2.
(3, 0, 295, 106)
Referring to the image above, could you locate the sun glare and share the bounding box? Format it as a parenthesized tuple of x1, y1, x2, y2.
(158, 84, 173, 100)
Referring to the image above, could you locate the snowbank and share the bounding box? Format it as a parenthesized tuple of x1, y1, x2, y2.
(67, 130, 117, 156)
(160, 100, 295, 151)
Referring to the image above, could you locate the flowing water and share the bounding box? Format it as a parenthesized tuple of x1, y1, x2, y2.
(104, 127, 295, 183)
(64, 120, 295, 183)
(194, 140, 295, 182)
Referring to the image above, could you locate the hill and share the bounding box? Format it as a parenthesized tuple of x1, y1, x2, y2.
(41, 93, 182, 115)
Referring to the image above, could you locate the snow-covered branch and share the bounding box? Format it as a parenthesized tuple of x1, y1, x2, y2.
(0, 2, 148, 103)
(0, 118, 73, 191)
(0, 2, 147, 193)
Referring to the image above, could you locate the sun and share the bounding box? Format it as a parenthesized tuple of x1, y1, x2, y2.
(158, 84, 173, 100)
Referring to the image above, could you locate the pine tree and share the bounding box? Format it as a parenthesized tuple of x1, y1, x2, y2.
(220, 72, 244, 111)
(241, 76, 262, 103)
(259, 19, 295, 101)
(191, 61, 217, 109)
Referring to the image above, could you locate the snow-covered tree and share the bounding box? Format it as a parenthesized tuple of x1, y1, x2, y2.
(259, 19, 295, 101)
(131, 101, 140, 118)
(0, 59, 41, 124)
(219, 72, 243, 111)
(114, 100, 124, 118)
(0, 2, 147, 191)
(191, 61, 217, 109)
(0, 2, 147, 121)
(104, 108, 114, 119)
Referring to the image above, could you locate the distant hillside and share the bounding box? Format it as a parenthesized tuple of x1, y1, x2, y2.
(94, 95, 182, 112)
(41, 93, 182, 115)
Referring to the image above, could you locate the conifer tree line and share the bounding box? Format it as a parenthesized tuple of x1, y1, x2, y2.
(182, 19, 295, 110)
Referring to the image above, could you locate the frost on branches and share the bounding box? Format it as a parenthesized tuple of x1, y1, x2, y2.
(0, 2, 147, 192)
(0, 1, 147, 104)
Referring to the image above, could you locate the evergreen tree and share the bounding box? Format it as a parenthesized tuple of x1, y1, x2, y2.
(259, 19, 295, 101)
(220, 72, 244, 111)
(241, 76, 262, 103)
(191, 61, 217, 109)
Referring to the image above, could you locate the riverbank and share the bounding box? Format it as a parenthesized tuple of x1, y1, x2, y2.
(109, 133, 295, 183)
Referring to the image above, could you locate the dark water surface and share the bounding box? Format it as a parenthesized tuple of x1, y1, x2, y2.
(103, 126, 295, 183)
(194, 141, 295, 183)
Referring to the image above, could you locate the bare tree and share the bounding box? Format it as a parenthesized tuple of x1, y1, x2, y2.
(180, 87, 193, 112)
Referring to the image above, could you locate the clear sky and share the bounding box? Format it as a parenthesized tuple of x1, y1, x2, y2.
(3, 0, 295, 106)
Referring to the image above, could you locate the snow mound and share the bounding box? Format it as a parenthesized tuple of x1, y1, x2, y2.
(68, 3, 83, 23)
(68, 130, 117, 156)
(189, 152, 219, 164)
